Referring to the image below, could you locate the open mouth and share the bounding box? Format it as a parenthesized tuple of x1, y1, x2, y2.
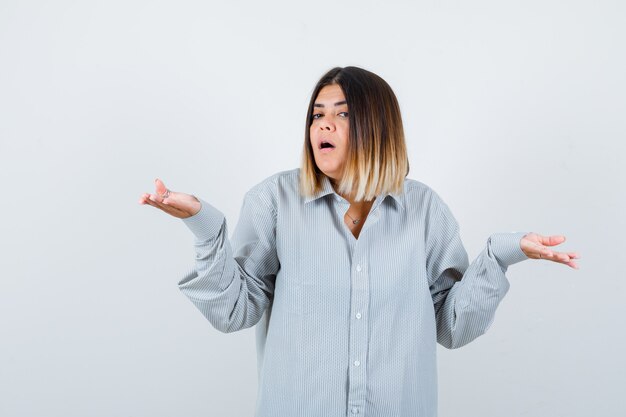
(320, 141, 335, 150)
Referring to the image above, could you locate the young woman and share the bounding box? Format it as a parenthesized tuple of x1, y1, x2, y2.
(139, 66, 579, 417)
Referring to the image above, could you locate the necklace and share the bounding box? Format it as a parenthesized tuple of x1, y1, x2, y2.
(346, 211, 361, 225)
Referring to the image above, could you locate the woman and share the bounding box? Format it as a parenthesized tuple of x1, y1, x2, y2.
(139, 66, 579, 417)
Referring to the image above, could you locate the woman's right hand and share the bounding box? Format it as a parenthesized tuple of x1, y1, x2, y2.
(138, 178, 201, 219)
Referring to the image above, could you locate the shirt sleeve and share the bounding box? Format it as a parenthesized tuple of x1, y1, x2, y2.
(426, 195, 529, 349)
(177, 191, 280, 333)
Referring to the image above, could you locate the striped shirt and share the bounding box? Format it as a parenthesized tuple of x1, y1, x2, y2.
(179, 168, 529, 417)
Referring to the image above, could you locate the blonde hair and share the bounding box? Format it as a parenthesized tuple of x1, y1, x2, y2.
(300, 66, 410, 202)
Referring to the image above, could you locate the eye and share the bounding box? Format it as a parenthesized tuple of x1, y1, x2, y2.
(311, 111, 348, 120)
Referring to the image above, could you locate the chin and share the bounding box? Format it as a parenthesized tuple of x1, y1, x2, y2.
(314, 157, 344, 179)
(317, 166, 341, 181)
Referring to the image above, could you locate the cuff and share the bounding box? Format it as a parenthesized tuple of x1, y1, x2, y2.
(488, 231, 530, 267)
(181, 197, 225, 241)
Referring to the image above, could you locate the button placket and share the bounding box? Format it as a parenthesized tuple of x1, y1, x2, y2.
(347, 241, 369, 416)
(338, 195, 386, 417)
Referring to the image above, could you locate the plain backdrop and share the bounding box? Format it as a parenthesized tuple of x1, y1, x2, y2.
(1, 1, 624, 416)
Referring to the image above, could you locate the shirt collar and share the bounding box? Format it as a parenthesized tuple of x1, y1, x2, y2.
(303, 175, 404, 209)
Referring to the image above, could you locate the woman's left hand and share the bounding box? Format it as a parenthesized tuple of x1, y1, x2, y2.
(520, 232, 580, 269)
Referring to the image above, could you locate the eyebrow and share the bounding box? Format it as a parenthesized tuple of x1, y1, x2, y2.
(313, 100, 347, 108)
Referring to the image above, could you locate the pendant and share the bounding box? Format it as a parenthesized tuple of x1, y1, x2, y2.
(352, 219, 360, 225)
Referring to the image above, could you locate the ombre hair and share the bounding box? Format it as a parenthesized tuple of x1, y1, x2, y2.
(300, 66, 410, 202)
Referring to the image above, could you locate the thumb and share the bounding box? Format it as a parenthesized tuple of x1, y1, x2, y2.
(542, 234, 566, 247)
(154, 178, 168, 195)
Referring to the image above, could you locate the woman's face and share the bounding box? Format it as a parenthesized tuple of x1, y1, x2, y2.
(309, 83, 350, 181)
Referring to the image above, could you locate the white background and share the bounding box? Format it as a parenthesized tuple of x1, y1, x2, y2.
(1, 1, 624, 416)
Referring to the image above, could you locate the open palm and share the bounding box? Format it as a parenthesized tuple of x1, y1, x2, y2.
(520, 232, 580, 269)
(138, 178, 201, 219)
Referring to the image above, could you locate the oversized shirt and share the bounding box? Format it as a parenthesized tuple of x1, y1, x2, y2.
(178, 168, 529, 417)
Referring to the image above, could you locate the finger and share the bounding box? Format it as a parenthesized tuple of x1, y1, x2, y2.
(140, 193, 162, 206)
(555, 253, 573, 263)
(149, 192, 164, 203)
(145, 194, 159, 208)
(142, 195, 159, 208)
(138, 193, 151, 204)
(568, 261, 579, 269)
(159, 198, 187, 215)
(149, 189, 179, 209)
(549, 251, 571, 262)
(547, 254, 580, 269)
(150, 193, 177, 209)
(562, 259, 579, 269)
(559, 253, 571, 262)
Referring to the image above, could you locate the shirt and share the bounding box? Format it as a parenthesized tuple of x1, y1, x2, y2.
(178, 167, 529, 417)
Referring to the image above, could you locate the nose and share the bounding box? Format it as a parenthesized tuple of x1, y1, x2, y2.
(318, 119, 336, 132)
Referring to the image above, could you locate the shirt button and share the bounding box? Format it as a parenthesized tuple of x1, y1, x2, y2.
(356, 264, 362, 272)
(351, 407, 359, 414)
(356, 313, 361, 319)
(354, 360, 360, 367)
